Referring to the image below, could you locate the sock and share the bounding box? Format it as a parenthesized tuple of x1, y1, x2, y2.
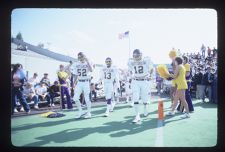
(134, 102, 140, 117)
(143, 103, 147, 113)
(75, 100, 82, 113)
(86, 100, 91, 113)
(106, 104, 110, 113)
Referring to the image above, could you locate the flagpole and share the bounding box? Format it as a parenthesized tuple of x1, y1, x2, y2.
(128, 33, 131, 58)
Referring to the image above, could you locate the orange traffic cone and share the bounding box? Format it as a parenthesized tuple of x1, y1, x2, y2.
(158, 101, 164, 120)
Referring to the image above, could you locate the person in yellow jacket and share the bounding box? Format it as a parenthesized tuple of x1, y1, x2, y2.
(167, 57, 190, 118)
(57, 64, 73, 109)
(177, 56, 194, 112)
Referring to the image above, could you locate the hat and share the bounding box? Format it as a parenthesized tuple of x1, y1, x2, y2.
(44, 73, 48, 75)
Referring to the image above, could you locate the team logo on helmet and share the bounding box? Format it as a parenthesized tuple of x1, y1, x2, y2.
(133, 49, 142, 61)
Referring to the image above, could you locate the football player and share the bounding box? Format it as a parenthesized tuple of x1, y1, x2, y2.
(71, 52, 93, 119)
(99, 57, 119, 117)
(128, 49, 154, 123)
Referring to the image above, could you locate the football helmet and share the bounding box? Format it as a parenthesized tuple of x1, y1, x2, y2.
(133, 49, 142, 61)
(105, 57, 112, 67)
(78, 52, 85, 62)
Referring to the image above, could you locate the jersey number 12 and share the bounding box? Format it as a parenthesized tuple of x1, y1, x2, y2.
(134, 66, 144, 74)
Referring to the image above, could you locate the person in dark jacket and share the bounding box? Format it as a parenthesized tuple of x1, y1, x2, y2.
(49, 81, 61, 105)
(201, 66, 214, 103)
(11, 63, 30, 114)
(211, 69, 217, 104)
(195, 68, 204, 99)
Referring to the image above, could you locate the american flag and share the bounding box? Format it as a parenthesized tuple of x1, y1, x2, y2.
(118, 31, 129, 39)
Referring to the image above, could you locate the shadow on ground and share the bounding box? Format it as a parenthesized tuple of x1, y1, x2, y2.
(192, 101, 217, 109)
(22, 116, 158, 147)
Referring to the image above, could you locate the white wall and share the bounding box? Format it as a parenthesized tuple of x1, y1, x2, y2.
(11, 54, 68, 84)
(11, 54, 103, 85)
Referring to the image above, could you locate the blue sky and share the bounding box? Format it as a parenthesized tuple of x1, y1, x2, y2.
(11, 9, 217, 68)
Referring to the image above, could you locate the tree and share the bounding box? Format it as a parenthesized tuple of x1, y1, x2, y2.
(16, 32, 23, 41)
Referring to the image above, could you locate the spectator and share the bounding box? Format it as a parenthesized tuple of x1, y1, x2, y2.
(197, 52, 201, 59)
(201, 66, 214, 103)
(90, 83, 97, 102)
(212, 47, 217, 58)
(156, 74, 164, 95)
(40, 73, 51, 88)
(11, 63, 30, 114)
(49, 81, 61, 106)
(201, 44, 206, 59)
(207, 46, 212, 57)
(28, 72, 39, 87)
(65, 60, 74, 90)
(194, 68, 204, 99)
(23, 83, 39, 109)
(57, 64, 73, 109)
(211, 69, 217, 104)
(35, 82, 52, 107)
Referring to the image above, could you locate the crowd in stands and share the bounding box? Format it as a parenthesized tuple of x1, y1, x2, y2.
(11, 62, 99, 115)
(188, 44, 217, 104)
(155, 44, 217, 104)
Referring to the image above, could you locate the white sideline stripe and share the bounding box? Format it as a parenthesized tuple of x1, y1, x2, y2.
(155, 120, 164, 147)
(151, 98, 170, 103)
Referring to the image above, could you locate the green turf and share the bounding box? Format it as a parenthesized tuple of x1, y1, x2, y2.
(163, 100, 217, 147)
(11, 99, 217, 147)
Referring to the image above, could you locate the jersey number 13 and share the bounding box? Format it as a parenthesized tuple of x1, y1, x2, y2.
(104, 72, 111, 79)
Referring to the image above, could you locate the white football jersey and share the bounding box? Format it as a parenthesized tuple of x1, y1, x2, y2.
(70, 61, 92, 80)
(100, 66, 119, 84)
(127, 57, 153, 78)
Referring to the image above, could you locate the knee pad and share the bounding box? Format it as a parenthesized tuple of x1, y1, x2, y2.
(134, 102, 139, 104)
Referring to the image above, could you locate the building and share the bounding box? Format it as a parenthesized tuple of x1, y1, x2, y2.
(11, 38, 77, 83)
(11, 38, 104, 84)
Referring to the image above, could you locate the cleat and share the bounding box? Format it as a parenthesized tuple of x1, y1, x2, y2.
(180, 113, 190, 119)
(20, 107, 24, 112)
(26, 110, 31, 114)
(130, 102, 134, 107)
(104, 112, 109, 117)
(143, 111, 148, 117)
(34, 105, 39, 110)
(14, 108, 18, 113)
(75, 112, 83, 119)
(84, 112, 92, 119)
(166, 111, 175, 116)
(132, 115, 141, 123)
